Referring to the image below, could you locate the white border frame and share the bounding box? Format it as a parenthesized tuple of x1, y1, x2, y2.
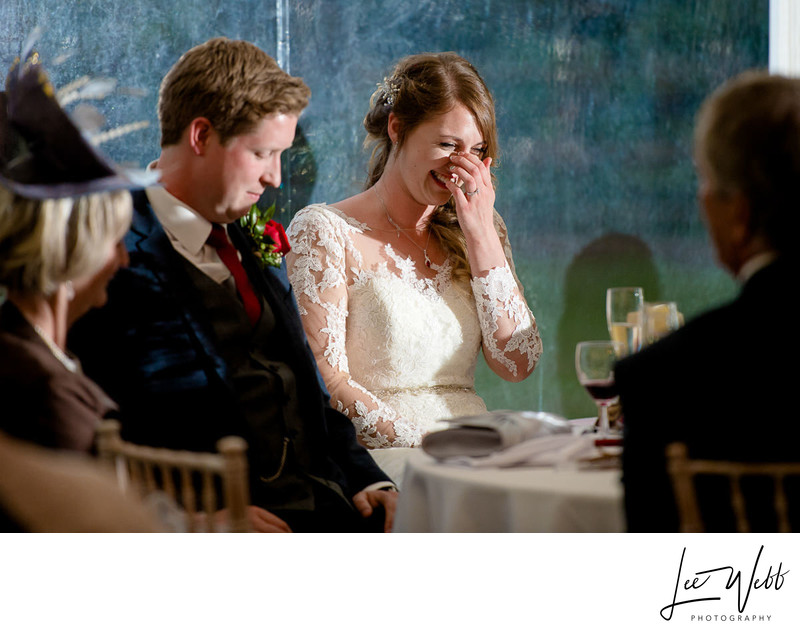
(770, 0, 800, 74)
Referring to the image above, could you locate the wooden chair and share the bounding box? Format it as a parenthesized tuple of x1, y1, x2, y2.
(96, 420, 250, 532)
(666, 442, 800, 533)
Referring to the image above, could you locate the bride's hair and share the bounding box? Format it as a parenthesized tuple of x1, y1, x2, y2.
(363, 52, 499, 281)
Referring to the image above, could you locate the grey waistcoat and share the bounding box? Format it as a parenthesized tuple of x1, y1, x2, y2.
(179, 258, 317, 511)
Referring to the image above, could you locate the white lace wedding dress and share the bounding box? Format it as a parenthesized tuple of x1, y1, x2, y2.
(286, 204, 542, 482)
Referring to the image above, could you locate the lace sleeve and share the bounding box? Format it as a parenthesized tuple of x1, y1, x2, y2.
(470, 211, 543, 381)
(286, 207, 421, 448)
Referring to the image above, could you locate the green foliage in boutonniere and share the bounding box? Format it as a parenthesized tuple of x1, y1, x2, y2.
(239, 203, 292, 269)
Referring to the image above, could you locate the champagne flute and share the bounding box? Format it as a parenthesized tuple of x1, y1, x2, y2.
(575, 341, 623, 436)
(606, 287, 644, 356)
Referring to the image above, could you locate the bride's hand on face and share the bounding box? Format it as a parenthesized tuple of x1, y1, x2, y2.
(445, 151, 495, 238)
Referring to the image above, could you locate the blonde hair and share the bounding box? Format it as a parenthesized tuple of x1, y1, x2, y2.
(0, 187, 132, 296)
(158, 37, 311, 147)
(364, 52, 499, 280)
(694, 70, 800, 253)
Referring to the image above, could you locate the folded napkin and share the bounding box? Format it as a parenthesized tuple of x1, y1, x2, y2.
(421, 410, 617, 468)
(421, 410, 571, 460)
(439, 434, 607, 468)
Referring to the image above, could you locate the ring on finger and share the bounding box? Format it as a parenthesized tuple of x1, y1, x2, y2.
(465, 189, 479, 197)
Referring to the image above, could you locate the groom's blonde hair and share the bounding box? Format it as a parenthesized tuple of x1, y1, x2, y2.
(158, 37, 310, 147)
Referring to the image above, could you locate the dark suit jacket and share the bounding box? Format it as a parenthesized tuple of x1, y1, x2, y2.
(0, 301, 117, 452)
(616, 257, 800, 532)
(69, 190, 389, 514)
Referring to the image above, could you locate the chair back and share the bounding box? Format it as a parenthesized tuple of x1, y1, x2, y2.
(666, 442, 800, 532)
(96, 420, 250, 532)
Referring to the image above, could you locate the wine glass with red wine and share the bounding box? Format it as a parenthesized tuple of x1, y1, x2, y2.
(575, 341, 624, 436)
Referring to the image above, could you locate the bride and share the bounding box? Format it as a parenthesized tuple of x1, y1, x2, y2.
(286, 52, 542, 473)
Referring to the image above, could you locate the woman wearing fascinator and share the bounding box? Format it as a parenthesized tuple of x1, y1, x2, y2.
(286, 52, 542, 477)
(0, 50, 151, 453)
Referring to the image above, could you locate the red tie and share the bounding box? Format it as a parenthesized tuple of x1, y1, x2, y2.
(206, 224, 262, 326)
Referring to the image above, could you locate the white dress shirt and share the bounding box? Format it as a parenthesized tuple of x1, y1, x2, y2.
(737, 250, 778, 284)
(144, 185, 234, 285)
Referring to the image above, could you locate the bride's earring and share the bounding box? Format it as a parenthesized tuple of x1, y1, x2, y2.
(64, 280, 75, 301)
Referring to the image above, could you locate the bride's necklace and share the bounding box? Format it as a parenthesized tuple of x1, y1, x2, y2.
(373, 186, 433, 268)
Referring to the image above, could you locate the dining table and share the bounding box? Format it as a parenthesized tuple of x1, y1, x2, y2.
(391, 428, 626, 533)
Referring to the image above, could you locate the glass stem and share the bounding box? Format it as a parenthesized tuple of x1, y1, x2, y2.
(597, 402, 610, 436)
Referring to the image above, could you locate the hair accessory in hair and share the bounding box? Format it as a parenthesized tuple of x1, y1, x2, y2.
(378, 75, 400, 108)
(0, 32, 158, 199)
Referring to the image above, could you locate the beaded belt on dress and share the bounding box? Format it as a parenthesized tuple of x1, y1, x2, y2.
(373, 385, 477, 396)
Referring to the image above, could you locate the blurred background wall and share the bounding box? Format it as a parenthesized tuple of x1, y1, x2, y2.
(0, 0, 768, 418)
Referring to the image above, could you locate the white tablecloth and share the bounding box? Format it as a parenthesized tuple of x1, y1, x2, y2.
(393, 449, 625, 532)
(368, 448, 416, 490)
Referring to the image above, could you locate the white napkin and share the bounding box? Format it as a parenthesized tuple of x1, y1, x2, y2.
(438, 434, 602, 468)
(421, 410, 571, 460)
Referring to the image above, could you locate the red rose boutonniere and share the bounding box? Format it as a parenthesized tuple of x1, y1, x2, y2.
(239, 203, 291, 268)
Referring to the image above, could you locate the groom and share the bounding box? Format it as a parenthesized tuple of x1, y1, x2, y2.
(70, 37, 397, 533)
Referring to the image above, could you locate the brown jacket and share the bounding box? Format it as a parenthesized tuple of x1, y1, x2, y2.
(0, 301, 117, 452)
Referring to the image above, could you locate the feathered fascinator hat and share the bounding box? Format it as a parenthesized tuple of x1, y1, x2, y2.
(0, 32, 157, 199)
